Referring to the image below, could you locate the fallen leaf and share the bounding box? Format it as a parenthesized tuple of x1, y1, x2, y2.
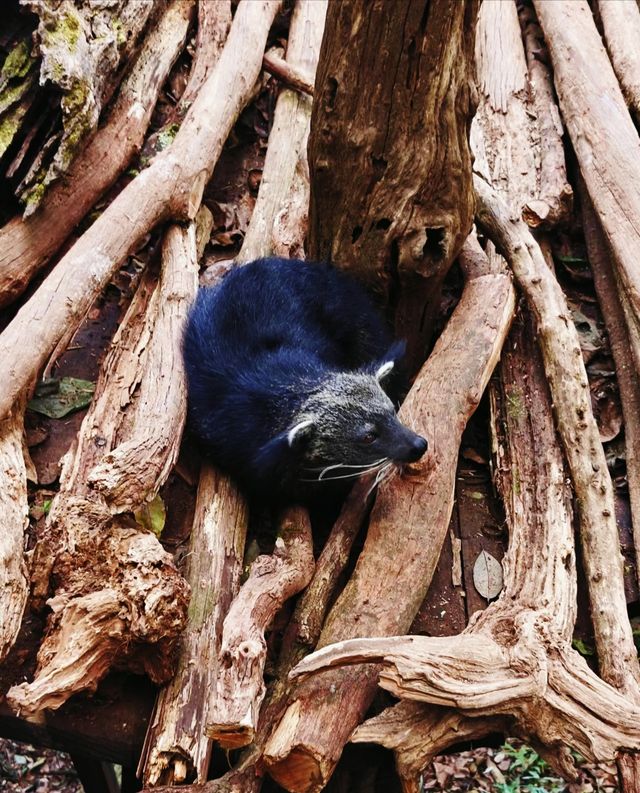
(472, 550, 503, 600)
(27, 377, 95, 419)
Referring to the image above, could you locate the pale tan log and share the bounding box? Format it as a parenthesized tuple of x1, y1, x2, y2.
(262, 51, 315, 96)
(0, 0, 194, 310)
(206, 507, 314, 749)
(475, 176, 640, 701)
(0, 399, 29, 662)
(0, 0, 281, 423)
(6, 218, 201, 716)
(534, 0, 640, 378)
(141, 466, 248, 786)
(239, 0, 327, 263)
(263, 238, 515, 792)
(597, 0, 640, 121)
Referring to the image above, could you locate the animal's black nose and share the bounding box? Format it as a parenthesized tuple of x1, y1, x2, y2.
(406, 435, 428, 462)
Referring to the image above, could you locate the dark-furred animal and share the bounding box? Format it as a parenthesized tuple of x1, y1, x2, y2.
(183, 257, 427, 502)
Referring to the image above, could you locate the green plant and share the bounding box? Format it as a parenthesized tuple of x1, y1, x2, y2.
(494, 742, 566, 793)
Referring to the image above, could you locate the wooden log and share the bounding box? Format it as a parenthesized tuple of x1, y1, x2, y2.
(262, 51, 314, 96)
(19, 0, 160, 212)
(140, 466, 248, 786)
(0, 398, 29, 662)
(238, 0, 327, 262)
(307, 0, 479, 370)
(581, 187, 640, 592)
(597, 0, 640, 122)
(475, 176, 640, 699)
(263, 236, 515, 792)
(0, 0, 194, 309)
(6, 216, 200, 717)
(533, 0, 640, 378)
(206, 507, 314, 749)
(0, 0, 281, 423)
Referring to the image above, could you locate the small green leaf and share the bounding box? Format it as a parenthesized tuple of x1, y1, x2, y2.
(28, 377, 95, 418)
(572, 637, 595, 657)
(134, 493, 166, 537)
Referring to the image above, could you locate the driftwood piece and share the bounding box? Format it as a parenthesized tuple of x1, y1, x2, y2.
(475, 176, 640, 699)
(6, 218, 200, 717)
(597, 0, 640, 123)
(263, 236, 515, 792)
(307, 0, 479, 369)
(238, 0, 327, 262)
(0, 0, 194, 310)
(0, 0, 281, 423)
(0, 399, 29, 662)
(19, 0, 159, 211)
(141, 466, 248, 786)
(262, 51, 314, 97)
(581, 188, 640, 592)
(534, 0, 640, 380)
(206, 507, 314, 749)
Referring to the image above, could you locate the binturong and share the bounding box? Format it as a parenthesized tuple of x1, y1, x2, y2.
(183, 257, 428, 504)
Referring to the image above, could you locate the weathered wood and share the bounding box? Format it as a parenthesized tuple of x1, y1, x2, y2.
(6, 218, 200, 717)
(262, 51, 314, 96)
(206, 507, 314, 749)
(534, 0, 640, 380)
(239, 0, 327, 262)
(475, 176, 640, 699)
(597, 0, 640, 122)
(0, 0, 194, 309)
(307, 0, 479, 369)
(0, 0, 281, 423)
(141, 466, 248, 786)
(263, 235, 515, 793)
(19, 0, 160, 212)
(0, 398, 29, 662)
(581, 189, 640, 593)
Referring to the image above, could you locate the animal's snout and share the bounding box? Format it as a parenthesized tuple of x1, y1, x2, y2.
(405, 434, 428, 462)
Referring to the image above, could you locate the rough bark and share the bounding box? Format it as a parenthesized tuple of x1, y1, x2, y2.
(239, 0, 326, 263)
(0, 0, 281, 423)
(597, 0, 640, 122)
(263, 237, 515, 793)
(206, 507, 314, 749)
(0, 398, 30, 662)
(6, 217, 201, 717)
(0, 0, 194, 309)
(140, 466, 248, 786)
(534, 0, 640, 380)
(19, 0, 160, 212)
(307, 0, 479, 369)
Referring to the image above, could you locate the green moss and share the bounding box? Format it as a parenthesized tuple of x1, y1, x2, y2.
(43, 10, 81, 52)
(156, 123, 180, 151)
(505, 386, 525, 421)
(0, 110, 22, 154)
(24, 180, 46, 211)
(1, 40, 33, 80)
(113, 19, 126, 47)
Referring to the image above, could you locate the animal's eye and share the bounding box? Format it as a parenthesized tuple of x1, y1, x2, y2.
(362, 429, 378, 444)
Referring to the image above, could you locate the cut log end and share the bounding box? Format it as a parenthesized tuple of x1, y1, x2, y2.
(206, 721, 255, 750)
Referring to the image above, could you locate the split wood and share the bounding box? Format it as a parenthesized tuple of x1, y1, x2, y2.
(0, 0, 194, 309)
(0, 0, 281, 422)
(262, 235, 515, 793)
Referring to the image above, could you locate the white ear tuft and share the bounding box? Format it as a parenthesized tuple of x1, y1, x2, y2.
(287, 418, 314, 447)
(375, 360, 394, 383)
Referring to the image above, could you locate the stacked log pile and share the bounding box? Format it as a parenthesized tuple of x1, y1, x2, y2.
(1, 1, 640, 791)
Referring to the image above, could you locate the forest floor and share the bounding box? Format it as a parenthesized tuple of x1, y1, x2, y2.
(0, 737, 619, 793)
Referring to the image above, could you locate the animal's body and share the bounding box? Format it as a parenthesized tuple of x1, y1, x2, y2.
(183, 257, 427, 502)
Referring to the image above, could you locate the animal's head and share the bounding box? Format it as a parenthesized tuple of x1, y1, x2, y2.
(285, 353, 428, 484)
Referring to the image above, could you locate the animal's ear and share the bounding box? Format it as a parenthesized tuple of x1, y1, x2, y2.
(374, 339, 406, 383)
(287, 418, 315, 448)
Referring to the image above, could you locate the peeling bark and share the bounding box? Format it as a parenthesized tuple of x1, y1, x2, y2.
(0, 0, 281, 423)
(140, 466, 248, 786)
(0, 0, 194, 309)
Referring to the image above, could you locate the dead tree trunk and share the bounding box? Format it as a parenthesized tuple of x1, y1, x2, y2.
(307, 0, 479, 370)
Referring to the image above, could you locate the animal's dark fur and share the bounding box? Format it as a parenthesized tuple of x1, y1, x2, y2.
(183, 257, 427, 502)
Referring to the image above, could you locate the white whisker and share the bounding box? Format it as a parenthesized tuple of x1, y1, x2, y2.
(301, 459, 390, 483)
